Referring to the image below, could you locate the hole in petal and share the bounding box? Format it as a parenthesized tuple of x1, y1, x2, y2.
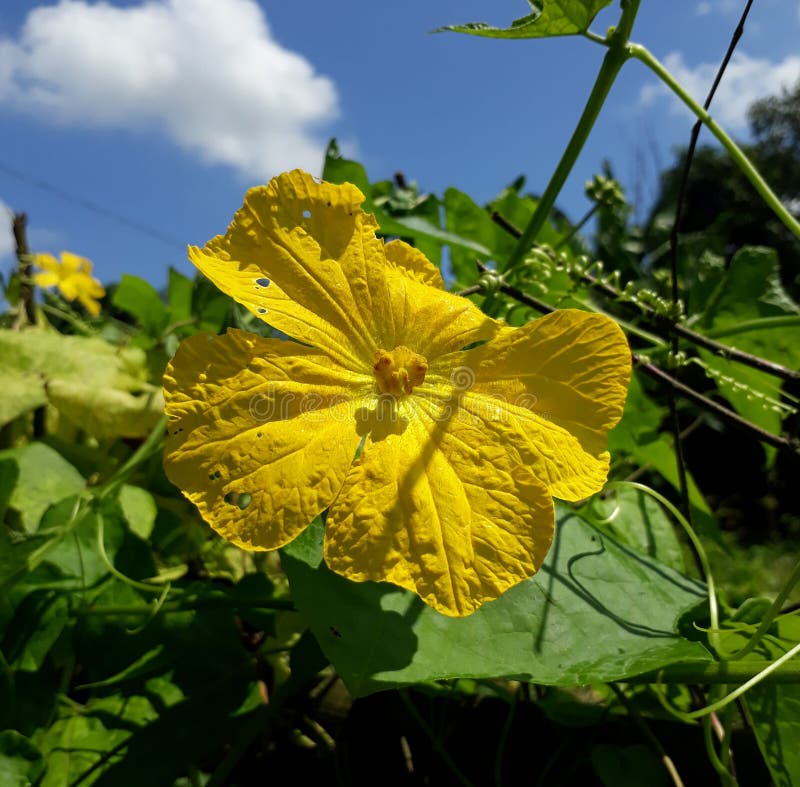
(223, 490, 251, 509)
(255, 278, 270, 288)
(302, 209, 311, 219)
(257, 308, 267, 314)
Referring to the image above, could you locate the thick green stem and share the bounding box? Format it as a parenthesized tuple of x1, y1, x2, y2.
(502, 1, 642, 273)
(628, 657, 800, 685)
(628, 43, 800, 242)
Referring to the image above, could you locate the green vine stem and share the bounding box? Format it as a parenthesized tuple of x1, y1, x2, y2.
(627, 43, 800, 243)
(653, 640, 800, 721)
(629, 658, 800, 685)
(501, 0, 642, 273)
(731, 558, 800, 661)
(608, 481, 720, 654)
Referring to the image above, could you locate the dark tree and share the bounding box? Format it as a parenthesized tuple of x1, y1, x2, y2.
(644, 80, 800, 297)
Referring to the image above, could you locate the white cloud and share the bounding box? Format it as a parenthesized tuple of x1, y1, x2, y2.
(640, 51, 800, 131)
(695, 2, 712, 16)
(0, 199, 16, 258)
(0, 0, 341, 178)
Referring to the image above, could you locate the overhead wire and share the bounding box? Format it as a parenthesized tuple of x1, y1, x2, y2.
(0, 158, 184, 248)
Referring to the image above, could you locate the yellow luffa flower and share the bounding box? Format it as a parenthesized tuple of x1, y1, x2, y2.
(33, 251, 106, 317)
(163, 170, 631, 617)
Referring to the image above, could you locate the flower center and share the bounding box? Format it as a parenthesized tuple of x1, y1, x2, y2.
(373, 346, 428, 397)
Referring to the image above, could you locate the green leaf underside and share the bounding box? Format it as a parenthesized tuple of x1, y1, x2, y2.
(739, 615, 800, 787)
(699, 247, 800, 451)
(282, 504, 711, 697)
(437, 0, 613, 39)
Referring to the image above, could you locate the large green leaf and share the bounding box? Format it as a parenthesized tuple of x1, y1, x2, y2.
(282, 506, 711, 697)
(0, 731, 44, 787)
(587, 485, 685, 572)
(2, 591, 69, 671)
(0, 329, 162, 438)
(437, 0, 612, 39)
(0, 443, 85, 533)
(608, 373, 720, 543)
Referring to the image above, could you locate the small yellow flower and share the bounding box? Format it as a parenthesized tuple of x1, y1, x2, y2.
(163, 171, 631, 617)
(33, 251, 105, 317)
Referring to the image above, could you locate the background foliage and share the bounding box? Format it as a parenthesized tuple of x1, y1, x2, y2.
(2, 2, 800, 784)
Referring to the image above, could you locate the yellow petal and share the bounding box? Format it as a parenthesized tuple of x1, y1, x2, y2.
(190, 170, 393, 371)
(384, 239, 444, 288)
(325, 396, 555, 617)
(77, 291, 102, 317)
(58, 278, 80, 302)
(61, 251, 91, 276)
(190, 171, 495, 370)
(383, 267, 500, 361)
(436, 309, 631, 501)
(34, 253, 60, 276)
(164, 329, 370, 550)
(32, 271, 59, 288)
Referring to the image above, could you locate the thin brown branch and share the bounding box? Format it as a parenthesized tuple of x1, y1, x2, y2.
(11, 212, 46, 438)
(472, 264, 800, 457)
(488, 211, 800, 383)
(12, 212, 36, 328)
(635, 358, 797, 455)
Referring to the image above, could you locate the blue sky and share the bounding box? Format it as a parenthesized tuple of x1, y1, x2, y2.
(1, 0, 799, 289)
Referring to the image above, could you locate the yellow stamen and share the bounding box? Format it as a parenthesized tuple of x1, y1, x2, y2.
(373, 346, 428, 396)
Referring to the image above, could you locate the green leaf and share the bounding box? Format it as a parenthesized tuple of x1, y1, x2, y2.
(167, 267, 194, 323)
(0, 443, 84, 533)
(35, 712, 128, 787)
(0, 329, 162, 438)
(444, 187, 514, 283)
(588, 486, 685, 572)
(699, 247, 800, 445)
(0, 459, 19, 522)
(0, 731, 44, 787)
(112, 274, 169, 335)
(39, 498, 126, 586)
(437, 0, 612, 39)
(608, 375, 721, 543)
(89, 677, 258, 787)
(118, 485, 157, 540)
(747, 682, 800, 787)
(322, 139, 371, 195)
(2, 591, 69, 671)
(282, 506, 711, 697)
(0, 525, 50, 592)
(741, 615, 800, 787)
(45, 380, 164, 440)
(323, 140, 492, 264)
